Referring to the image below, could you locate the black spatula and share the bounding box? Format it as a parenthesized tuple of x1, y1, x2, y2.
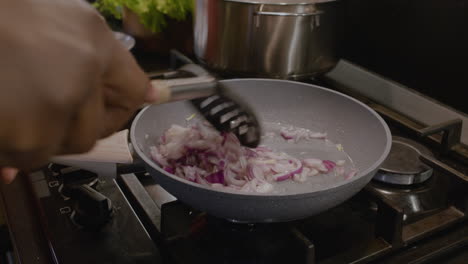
(150, 64, 261, 148)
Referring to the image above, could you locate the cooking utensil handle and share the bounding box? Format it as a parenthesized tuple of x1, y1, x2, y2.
(150, 75, 217, 104)
(52, 130, 133, 164)
(149, 63, 217, 104)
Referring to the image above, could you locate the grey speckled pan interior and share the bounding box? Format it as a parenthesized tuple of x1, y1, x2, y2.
(131, 79, 392, 222)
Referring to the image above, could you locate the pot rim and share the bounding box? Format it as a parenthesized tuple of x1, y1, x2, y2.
(224, 0, 337, 5)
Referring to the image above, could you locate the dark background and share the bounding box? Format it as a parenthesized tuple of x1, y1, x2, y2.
(341, 0, 468, 114)
(92, 0, 468, 113)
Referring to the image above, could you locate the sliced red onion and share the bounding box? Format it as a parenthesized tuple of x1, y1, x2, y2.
(186, 140, 214, 151)
(244, 148, 258, 158)
(345, 169, 358, 179)
(336, 160, 346, 166)
(221, 133, 228, 145)
(150, 146, 169, 167)
(164, 167, 175, 174)
(239, 156, 248, 169)
(303, 158, 327, 172)
(254, 181, 274, 193)
(307, 132, 327, 139)
(271, 171, 291, 181)
(195, 174, 210, 186)
(205, 170, 225, 184)
(251, 159, 275, 166)
(223, 133, 241, 148)
(335, 166, 345, 176)
(271, 163, 291, 174)
(263, 132, 276, 139)
(323, 160, 336, 172)
(274, 173, 292, 182)
(211, 183, 224, 189)
(308, 168, 319, 177)
(229, 162, 242, 174)
(225, 152, 239, 162)
(218, 160, 226, 168)
(160, 143, 186, 160)
(196, 121, 221, 141)
(152, 122, 350, 193)
(239, 177, 273, 193)
(182, 166, 201, 182)
(272, 158, 302, 182)
(293, 174, 302, 182)
(248, 165, 265, 181)
(240, 180, 254, 192)
(294, 130, 308, 143)
(224, 168, 247, 186)
(255, 163, 274, 177)
(293, 169, 308, 182)
(205, 156, 218, 165)
(175, 167, 184, 178)
(280, 127, 327, 142)
(302, 158, 322, 167)
(264, 151, 289, 160)
(280, 130, 295, 140)
(255, 146, 272, 152)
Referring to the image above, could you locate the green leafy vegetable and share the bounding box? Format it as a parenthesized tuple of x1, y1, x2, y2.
(94, 0, 193, 33)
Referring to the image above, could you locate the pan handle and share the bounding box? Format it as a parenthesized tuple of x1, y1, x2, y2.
(52, 130, 133, 164)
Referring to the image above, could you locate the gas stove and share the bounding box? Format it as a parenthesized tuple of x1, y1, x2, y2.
(1, 52, 468, 264)
(115, 126, 468, 264)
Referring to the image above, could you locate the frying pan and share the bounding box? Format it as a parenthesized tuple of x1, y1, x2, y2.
(55, 78, 391, 222)
(127, 79, 392, 222)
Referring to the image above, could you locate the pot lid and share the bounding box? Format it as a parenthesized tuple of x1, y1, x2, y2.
(225, 0, 337, 4)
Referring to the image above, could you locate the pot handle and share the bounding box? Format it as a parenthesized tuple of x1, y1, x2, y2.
(254, 5, 323, 28)
(52, 130, 134, 164)
(254, 5, 324, 17)
(254, 10, 323, 17)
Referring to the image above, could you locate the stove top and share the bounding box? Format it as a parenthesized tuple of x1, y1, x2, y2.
(374, 136, 434, 185)
(2, 52, 468, 264)
(116, 150, 468, 264)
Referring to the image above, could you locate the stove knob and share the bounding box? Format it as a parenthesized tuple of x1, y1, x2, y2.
(70, 185, 113, 230)
(58, 170, 99, 200)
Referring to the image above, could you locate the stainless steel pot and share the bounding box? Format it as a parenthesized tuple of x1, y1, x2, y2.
(194, 0, 341, 79)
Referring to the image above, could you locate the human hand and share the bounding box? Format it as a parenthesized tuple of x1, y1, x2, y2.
(0, 0, 157, 183)
(0, 168, 19, 184)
